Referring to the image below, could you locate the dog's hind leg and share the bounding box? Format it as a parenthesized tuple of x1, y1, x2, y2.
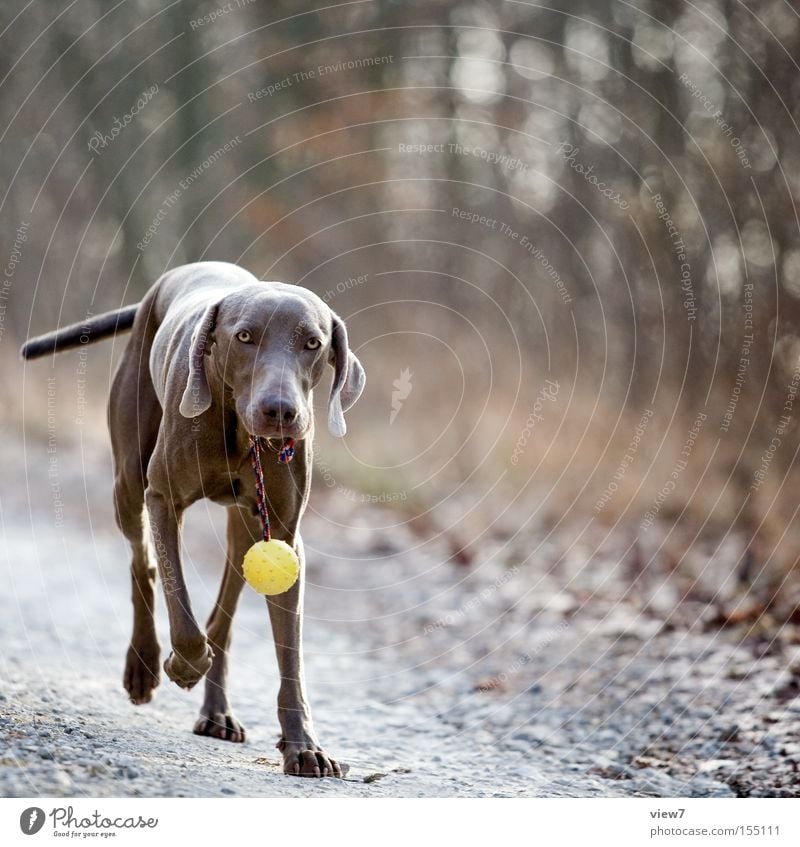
(193, 506, 258, 742)
(118, 490, 161, 705)
(110, 344, 163, 705)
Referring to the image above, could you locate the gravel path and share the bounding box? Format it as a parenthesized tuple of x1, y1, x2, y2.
(2, 444, 799, 797)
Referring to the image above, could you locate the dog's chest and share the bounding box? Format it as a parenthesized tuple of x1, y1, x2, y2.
(197, 445, 255, 508)
(202, 474, 262, 519)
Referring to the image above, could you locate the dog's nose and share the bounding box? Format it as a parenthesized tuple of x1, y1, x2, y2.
(263, 397, 297, 425)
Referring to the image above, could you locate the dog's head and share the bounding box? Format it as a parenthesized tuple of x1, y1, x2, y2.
(178, 283, 365, 438)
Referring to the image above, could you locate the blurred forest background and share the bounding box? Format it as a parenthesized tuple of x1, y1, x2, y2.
(3, 0, 800, 620)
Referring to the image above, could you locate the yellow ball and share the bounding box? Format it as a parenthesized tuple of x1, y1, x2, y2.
(243, 539, 300, 596)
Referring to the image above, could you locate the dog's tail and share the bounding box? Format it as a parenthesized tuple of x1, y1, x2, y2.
(20, 304, 140, 360)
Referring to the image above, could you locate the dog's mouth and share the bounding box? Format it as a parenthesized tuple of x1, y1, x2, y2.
(254, 425, 307, 440)
(247, 418, 309, 441)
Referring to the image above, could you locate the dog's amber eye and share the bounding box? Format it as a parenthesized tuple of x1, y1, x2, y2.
(236, 330, 253, 344)
(305, 338, 321, 350)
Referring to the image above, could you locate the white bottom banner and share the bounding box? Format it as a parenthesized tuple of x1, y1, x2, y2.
(0, 797, 797, 846)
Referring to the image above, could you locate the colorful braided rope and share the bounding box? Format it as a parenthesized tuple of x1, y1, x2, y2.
(249, 436, 296, 542)
(279, 438, 296, 463)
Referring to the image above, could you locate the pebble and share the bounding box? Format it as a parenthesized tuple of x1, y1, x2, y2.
(118, 766, 139, 779)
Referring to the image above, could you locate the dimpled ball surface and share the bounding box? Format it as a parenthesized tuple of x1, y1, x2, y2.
(242, 539, 300, 595)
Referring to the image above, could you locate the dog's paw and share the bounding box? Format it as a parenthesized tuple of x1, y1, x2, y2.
(123, 640, 161, 704)
(163, 641, 214, 690)
(193, 711, 246, 743)
(277, 738, 345, 778)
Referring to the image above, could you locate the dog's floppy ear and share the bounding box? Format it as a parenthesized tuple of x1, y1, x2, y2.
(179, 301, 219, 418)
(328, 314, 365, 437)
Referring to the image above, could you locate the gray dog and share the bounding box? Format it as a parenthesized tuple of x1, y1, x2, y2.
(22, 261, 366, 778)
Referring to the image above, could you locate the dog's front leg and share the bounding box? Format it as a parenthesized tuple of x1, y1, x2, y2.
(267, 534, 343, 777)
(145, 488, 213, 689)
